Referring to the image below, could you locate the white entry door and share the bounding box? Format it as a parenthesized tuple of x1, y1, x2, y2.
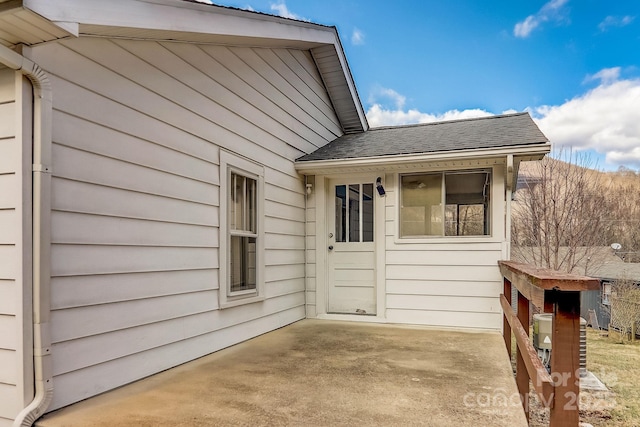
(327, 180, 376, 314)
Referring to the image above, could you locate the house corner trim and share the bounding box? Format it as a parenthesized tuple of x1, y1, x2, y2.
(0, 44, 54, 427)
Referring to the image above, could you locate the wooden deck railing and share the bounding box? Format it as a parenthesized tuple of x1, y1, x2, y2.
(498, 261, 600, 426)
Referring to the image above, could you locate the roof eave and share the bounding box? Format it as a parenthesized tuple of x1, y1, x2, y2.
(24, 0, 338, 45)
(19, 0, 367, 133)
(294, 143, 551, 174)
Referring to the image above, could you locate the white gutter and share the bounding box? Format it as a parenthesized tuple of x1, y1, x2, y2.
(0, 44, 54, 427)
(294, 143, 551, 174)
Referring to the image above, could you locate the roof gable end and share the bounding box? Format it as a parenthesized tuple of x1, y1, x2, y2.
(10, 0, 367, 133)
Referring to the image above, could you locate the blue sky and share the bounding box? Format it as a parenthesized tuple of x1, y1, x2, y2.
(206, 0, 640, 171)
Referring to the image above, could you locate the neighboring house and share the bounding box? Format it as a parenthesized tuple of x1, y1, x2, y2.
(0, 0, 550, 425)
(581, 252, 640, 330)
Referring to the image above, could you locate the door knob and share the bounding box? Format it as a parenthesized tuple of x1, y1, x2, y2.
(328, 245, 334, 251)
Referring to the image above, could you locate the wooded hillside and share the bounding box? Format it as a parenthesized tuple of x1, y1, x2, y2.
(513, 154, 640, 272)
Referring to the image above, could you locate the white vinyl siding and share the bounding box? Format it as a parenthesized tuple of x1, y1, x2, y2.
(0, 68, 33, 427)
(384, 167, 507, 330)
(28, 37, 339, 411)
(307, 165, 507, 329)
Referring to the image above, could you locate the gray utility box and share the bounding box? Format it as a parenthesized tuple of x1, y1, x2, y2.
(532, 313, 588, 377)
(533, 313, 553, 350)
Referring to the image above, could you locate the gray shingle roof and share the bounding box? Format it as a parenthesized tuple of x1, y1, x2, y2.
(297, 112, 548, 162)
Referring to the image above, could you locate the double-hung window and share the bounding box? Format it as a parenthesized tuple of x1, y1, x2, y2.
(400, 170, 491, 238)
(229, 172, 257, 294)
(220, 151, 264, 308)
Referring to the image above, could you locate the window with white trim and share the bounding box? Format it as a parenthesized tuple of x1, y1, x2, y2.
(400, 170, 491, 238)
(220, 151, 264, 308)
(229, 172, 257, 294)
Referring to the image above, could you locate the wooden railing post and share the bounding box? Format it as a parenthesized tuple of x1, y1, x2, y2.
(516, 291, 530, 421)
(503, 278, 512, 357)
(548, 290, 581, 426)
(498, 261, 599, 427)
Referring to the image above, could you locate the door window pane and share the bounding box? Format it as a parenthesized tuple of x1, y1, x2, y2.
(336, 183, 374, 242)
(362, 184, 374, 242)
(349, 184, 360, 242)
(335, 185, 346, 242)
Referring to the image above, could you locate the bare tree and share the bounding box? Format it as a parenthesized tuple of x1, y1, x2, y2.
(601, 168, 640, 262)
(511, 150, 608, 274)
(609, 278, 640, 343)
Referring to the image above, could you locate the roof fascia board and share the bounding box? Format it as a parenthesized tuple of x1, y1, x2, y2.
(295, 143, 551, 174)
(320, 37, 368, 131)
(23, 0, 337, 45)
(337, 39, 368, 131)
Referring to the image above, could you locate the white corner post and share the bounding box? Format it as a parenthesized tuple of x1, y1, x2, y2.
(504, 154, 514, 259)
(0, 44, 54, 427)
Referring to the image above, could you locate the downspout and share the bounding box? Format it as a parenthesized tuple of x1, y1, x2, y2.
(303, 175, 308, 317)
(0, 44, 54, 427)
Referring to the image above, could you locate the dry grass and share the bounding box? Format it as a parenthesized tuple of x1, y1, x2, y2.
(582, 328, 640, 426)
(516, 328, 640, 426)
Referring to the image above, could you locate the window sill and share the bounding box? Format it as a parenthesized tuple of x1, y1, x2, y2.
(219, 294, 265, 309)
(393, 235, 501, 245)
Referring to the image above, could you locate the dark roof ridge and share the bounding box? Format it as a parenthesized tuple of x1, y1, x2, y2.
(369, 112, 529, 132)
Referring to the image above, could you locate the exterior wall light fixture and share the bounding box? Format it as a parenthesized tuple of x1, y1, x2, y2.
(376, 176, 386, 196)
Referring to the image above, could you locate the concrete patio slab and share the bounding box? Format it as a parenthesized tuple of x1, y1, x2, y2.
(36, 320, 527, 426)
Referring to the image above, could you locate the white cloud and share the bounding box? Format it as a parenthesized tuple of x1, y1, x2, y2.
(533, 73, 640, 168)
(351, 28, 365, 45)
(514, 16, 540, 38)
(365, 86, 497, 128)
(270, 1, 308, 21)
(598, 15, 635, 32)
(541, 0, 569, 13)
(585, 67, 621, 85)
(514, 0, 569, 38)
(366, 73, 640, 169)
(368, 86, 406, 110)
(193, 0, 213, 3)
(366, 105, 494, 127)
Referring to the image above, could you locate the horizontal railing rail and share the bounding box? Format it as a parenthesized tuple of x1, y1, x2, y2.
(499, 294, 554, 401)
(498, 260, 600, 426)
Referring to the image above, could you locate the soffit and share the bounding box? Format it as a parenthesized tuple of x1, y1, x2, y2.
(0, 3, 72, 47)
(311, 44, 367, 134)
